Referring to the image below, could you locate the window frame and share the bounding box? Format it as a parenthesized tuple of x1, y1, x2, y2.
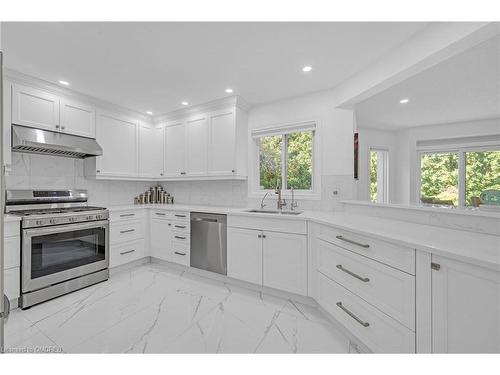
(369, 148, 389, 204)
(416, 142, 500, 208)
(250, 120, 320, 200)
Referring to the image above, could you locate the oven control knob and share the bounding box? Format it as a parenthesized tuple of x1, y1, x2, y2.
(96, 214, 102, 220)
(36, 220, 42, 225)
(50, 219, 56, 225)
(87, 215, 94, 221)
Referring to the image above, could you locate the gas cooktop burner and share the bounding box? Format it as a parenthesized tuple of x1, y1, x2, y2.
(11, 206, 106, 217)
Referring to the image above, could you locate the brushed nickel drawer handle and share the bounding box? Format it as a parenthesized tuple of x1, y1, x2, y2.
(120, 249, 135, 255)
(336, 302, 369, 327)
(175, 214, 186, 218)
(336, 235, 370, 248)
(174, 225, 186, 229)
(120, 229, 135, 234)
(174, 235, 186, 240)
(120, 213, 135, 218)
(336, 265, 370, 282)
(174, 251, 186, 256)
(155, 213, 166, 216)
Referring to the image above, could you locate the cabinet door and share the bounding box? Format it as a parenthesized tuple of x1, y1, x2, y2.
(227, 227, 263, 285)
(150, 219, 172, 261)
(95, 111, 139, 177)
(263, 231, 307, 295)
(208, 111, 236, 175)
(432, 256, 500, 353)
(3, 80, 12, 171)
(185, 116, 208, 176)
(164, 122, 186, 177)
(12, 83, 60, 131)
(60, 98, 96, 138)
(139, 123, 164, 178)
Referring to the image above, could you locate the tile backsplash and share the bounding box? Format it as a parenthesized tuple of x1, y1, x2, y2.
(6, 153, 354, 211)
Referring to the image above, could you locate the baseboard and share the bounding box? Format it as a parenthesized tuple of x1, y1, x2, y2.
(109, 257, 151, 276)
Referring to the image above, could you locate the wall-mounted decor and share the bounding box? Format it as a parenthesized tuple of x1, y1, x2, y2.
(354, 132, 359, 179)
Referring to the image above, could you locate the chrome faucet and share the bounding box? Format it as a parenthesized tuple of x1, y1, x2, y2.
(275, 183, 287, 210)
(290, 187, 298, 211)
(260, 192, 271, 209)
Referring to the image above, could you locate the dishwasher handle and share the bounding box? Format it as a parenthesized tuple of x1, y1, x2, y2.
(191, 217, 218, 223)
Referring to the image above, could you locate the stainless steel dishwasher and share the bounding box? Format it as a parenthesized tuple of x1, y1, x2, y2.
(190, 212, 227, 275)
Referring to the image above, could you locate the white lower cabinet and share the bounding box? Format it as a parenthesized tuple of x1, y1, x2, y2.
(227, 222, 308, 295)
(263, 231, 307, 295)
(3, 224, 21, 303)
(150, 218, 172, 262)
(110, 239, 145, 268)
(318, 272, 415, 353)
(227, 227, 263, 285)
(431, 256, 500, 353)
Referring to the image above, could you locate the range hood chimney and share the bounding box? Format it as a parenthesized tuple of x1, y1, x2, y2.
(11, 125, 103, 159)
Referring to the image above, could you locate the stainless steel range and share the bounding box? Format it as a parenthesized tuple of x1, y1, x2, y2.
(5, 189, 109, 309)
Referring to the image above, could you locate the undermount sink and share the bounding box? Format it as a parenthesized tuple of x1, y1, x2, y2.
(245, 209, 303, 215)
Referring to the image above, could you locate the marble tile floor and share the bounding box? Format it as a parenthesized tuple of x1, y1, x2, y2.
(4, 263, 350, 353)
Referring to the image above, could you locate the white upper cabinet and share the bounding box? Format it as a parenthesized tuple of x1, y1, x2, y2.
(431, 256, 500, 353)
(208, 110, 236, 175)
(60, 98, 96, 138)
(92, 111, 139, 177)
(139, 123, 164, 178)
(164, 122, 186, 177)
(185, 116, 208, 176)
(12, 83, 60, 131)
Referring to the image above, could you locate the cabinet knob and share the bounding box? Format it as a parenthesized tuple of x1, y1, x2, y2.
(61, 126, 66, 130)
(431, 263, 441, 271)
(160, 173, 164, 176)
(55, 125, 60, 129)
(96, 170, 101, 173)
(231, 170, 235, 173)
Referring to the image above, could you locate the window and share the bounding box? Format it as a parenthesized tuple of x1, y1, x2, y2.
(370, 149, 389, 203)
(255, 123, 315, 193)
(418, 146, 500, 207)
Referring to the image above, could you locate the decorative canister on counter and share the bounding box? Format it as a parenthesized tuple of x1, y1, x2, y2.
(134, 197, 139, 205)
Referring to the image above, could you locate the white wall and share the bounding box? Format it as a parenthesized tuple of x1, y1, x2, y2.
(247, 89, 355, 211)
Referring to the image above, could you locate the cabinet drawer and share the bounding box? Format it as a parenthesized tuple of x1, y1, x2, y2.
(110, 220, 144, 244)
(317, 238, 415, 329)
(4, 267, 20, 301)
(151, 210, 172, 220)
(4, 220, 20, 237)
(172, 222, 189, 231)
(318, 273, 415, 353)
(171, 247, 190, 266)
(4, 236, 20, 270)
(173, 211, 189, 222)
(110, 209, 145, 222)
(318, 225, 415, 274)
(110, 239, 145, 268)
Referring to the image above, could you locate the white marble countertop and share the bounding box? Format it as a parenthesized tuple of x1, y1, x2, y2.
(108, 203, 500, 270)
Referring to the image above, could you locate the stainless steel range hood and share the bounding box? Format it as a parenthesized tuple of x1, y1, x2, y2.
(11, 125, 102, 159)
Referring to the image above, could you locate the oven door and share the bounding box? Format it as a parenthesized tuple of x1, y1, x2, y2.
(22, 220, 109, 293)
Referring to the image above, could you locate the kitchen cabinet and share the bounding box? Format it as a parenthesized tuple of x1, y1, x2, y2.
(263, 231, 307, 295)
(150, 218, 172, 261)
(207, 110, 236, 176)
(164, 122, 186, 177)
(227, 219, 308, 295)
(227, 227, 263, 285)
(12, 83, 60, 131)
(60, 98, 96, 138)
(139, 123, 164, 178)
(185, 116, 208, 176)
(431, 255, 500, 353)
(87, 110, 139, 178)
(2, 79, 12, 171)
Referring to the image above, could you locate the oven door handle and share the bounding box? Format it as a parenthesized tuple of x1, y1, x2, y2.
(23, 220, 109, 236)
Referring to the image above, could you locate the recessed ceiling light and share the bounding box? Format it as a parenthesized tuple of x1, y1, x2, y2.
(225, 88, 233, 94)
(58, 80, 70, 86)
(146, 111, 153, 115)
(399, 98, 409, 104)
(181, 101, 189, 106)
(302, 66, 312, 73)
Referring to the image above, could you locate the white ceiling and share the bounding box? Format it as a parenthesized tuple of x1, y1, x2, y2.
(1, 22, 428, 115)
(355, 34, 500, 130)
